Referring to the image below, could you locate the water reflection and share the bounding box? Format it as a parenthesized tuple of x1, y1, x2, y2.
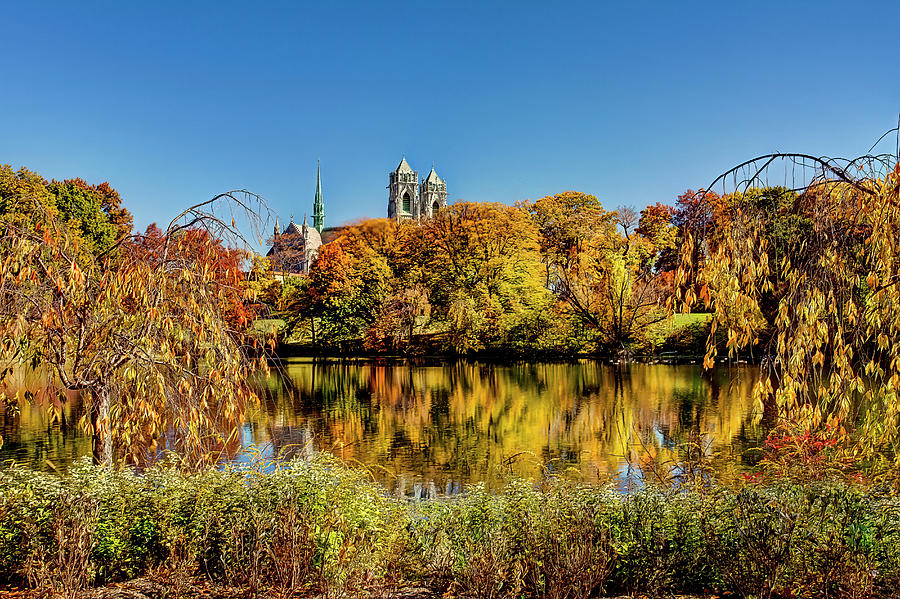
(0, 367, 89, 471)
(250, 359, 763, 493)
(0, 360, 764, 494)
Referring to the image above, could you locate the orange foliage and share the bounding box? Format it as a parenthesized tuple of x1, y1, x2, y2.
(131, 224, 257, 330)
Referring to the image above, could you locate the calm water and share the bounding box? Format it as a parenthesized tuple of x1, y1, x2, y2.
(0, 359, 763, 493)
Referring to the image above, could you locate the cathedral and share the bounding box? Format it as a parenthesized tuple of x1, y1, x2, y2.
(266, 161, 325, 274)
(267, 157, 450, 274)
(387, 157, 448, 221)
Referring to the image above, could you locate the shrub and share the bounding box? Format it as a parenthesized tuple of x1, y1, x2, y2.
(0, 456, 410, 597)
(413, 480, 618, 598)
(2, 459, 900, 598)
(704, 486, 799, 599)
(608, 489, 712, 597)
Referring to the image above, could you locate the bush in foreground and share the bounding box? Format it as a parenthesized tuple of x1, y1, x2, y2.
(2, 457, 900, 598)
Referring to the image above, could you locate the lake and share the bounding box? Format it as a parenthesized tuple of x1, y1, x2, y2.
(0, 359, 764, 494)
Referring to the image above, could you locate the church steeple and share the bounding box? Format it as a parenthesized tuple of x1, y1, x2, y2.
(388, 155, 419, 221)
(313, 160, 325, 233)
(420, 163, 447, 219)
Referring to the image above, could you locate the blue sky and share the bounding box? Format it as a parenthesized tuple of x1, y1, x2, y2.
(2, 0, 898, 239)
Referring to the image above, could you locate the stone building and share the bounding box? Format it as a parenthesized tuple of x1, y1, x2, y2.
(267, 162, 325, 274)
(387, 157, 448, 221)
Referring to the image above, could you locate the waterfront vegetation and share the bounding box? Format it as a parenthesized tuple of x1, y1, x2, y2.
(3, 456, 900, 599)
(2, 140, 900, 597)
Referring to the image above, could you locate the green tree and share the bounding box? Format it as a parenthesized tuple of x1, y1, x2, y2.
(46, 179, 119, 253)
(0, 166, 133, 255)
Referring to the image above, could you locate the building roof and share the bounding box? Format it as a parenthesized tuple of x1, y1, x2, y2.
(268, 217, 323, 257)
(305, 225, 322, 248)
(425, 167, 443, 184)
(395, 156, 414, 174)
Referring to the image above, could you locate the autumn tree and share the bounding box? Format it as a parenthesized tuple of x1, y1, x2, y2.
(525, 191, 614, 291)
(415, 202, 549, 352)
(524, 192, 666, 354)
(675, 148, 900, 466)
(279, 275, 316, 342)
(91, 181, 134, 238)
(277, 218, 420, 350)
(300, 231, 394, 347)
(132, 223, 259, 331)
(603, 208, 669, 352)
(364, 285, 431, 352)
(0, 165, 56, 230)
(636, 202, 674, 242)
(246, 254, 281, 308)
(0, 166, 134, 255)
(637, 202, 677, 271)
(0, 192, 270, 466)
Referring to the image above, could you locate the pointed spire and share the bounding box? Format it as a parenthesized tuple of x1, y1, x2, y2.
(313, 159, 325, 234)
(425, 165, 442, 184)
(396, 156, 414, 174)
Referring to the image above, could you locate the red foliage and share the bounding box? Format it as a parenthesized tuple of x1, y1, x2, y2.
(129, 224, 256, 329)
(756, 424, 859, 483)
(308, 242, 352, 300)
(672, 189, 727, 234)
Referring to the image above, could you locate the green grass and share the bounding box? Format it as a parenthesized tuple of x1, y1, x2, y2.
(249, 318, 286, 335)
(641, 312, 713, 355)
(672, 312, 714, 328)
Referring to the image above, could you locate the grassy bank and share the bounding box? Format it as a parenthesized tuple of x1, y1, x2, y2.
(2, 456, 898, 598)
(264, 313, 717, 362)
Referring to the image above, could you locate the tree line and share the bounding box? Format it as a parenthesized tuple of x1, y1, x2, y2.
(266, 150, 900, 466)
(4, 148, 900, 467)
(266, 188, 805, 358)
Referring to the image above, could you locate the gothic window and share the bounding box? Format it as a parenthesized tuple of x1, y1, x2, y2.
(402, 192, 411, 213)
(432, 202, 440, 214)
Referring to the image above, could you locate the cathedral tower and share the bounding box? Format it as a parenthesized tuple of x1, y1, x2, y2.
(388, 156, 419, 221)
(420, 165, 447, 218)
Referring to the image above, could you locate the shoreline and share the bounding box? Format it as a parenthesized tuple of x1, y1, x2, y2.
(269, 342, 752, 366)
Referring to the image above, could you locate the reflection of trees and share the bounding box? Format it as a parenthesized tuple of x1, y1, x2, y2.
(2, 360, 760, 486)
(245, 359, 759, 490)
(1, 369, 91, 469)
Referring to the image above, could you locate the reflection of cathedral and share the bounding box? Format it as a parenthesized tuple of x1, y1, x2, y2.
(267, 162, 325, 274)
(387, 157, 448, 221)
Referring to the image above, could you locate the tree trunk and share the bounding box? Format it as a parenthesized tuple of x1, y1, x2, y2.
(90, 387, 114, 466)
